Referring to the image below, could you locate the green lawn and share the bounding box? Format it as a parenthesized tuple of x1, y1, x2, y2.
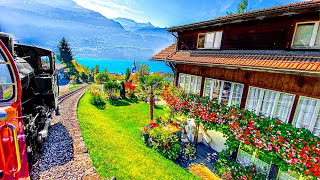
(69, 83, 85, 91)
(77, 91, 197, 180)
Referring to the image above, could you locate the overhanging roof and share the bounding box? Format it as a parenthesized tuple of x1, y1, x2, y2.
(152, 44, 320, 76)
(168, 0, 320, 32)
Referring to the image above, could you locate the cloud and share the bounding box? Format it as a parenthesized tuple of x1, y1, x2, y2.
(73, 0, 144, 20)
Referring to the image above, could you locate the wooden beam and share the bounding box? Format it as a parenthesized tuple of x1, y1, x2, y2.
(240, 71, 250, 109)
(288, 94, 300, 124)
(199, 75, 205, 97)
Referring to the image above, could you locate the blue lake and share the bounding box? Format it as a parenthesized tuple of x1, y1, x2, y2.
(75, 58, 173, 74)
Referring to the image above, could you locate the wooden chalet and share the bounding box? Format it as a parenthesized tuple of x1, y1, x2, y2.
(153, 1, 320, 178)
(153, 0, 320, 137)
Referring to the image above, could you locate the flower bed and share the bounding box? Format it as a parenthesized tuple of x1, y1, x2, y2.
(141, 118, 196, 160)
(163, 86, 320, 178)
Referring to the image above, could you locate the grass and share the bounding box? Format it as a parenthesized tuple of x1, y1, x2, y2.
(68, 83, 85, 91)
(77, 91, 197, 180)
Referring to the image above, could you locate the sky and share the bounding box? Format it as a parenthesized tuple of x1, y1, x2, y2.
(72, 0, 306, 27)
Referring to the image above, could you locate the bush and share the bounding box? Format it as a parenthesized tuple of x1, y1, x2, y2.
(142, 123, 181, 160)
(104, 79, 121, 100)
(181, 142, 196, 160)
(214, 158, 267, 180)
(90, 88, 106, 109)
(141, 116, 195, 160)
(150, 127, 181, 160)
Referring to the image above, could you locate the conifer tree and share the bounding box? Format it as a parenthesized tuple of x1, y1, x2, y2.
(125, 68, 131, 82)
(58, 37, 73, 64)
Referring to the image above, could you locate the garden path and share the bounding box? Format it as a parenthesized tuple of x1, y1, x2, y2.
(175, 135, 219, 172)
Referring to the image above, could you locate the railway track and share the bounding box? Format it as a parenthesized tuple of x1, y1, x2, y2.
(58, 85, 90, 103)
(31, 84, 100, 179)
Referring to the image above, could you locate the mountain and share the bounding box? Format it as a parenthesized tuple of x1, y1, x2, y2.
(0, 0, 175, 60)
(113, 18, 155, 32)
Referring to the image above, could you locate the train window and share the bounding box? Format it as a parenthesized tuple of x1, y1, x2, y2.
(0, 52, 5, 62)
(0, 63, 14, 101)
(0, 85, 13, 101)
(0, 66, 12, 83)
(40, 56, 50, 70)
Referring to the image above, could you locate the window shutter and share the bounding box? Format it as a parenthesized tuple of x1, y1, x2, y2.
(213, 31, 223, 49)
(313, 114, 320, 137)
(204, 33, 215, 49)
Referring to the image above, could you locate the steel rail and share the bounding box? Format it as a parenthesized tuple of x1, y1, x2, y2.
(58, 85, 89, 104)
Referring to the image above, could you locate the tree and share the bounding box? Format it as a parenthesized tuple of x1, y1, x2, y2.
(226, 0, 248, 15)
(120, 81, 126, 99)
(237, 0, 248, 14)
(139, 73, 164, 122)
(81, 72, 89, 83)
(94, 68, 109, 84)
(137, 62, 149, 75)
(125, 68, 131, 82)
(93, 65, 100, 75)
(58, 37, 73, 64)
(104, 79, 121, 100)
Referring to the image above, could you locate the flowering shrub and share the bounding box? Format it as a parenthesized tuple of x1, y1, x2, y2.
(90, 88, 106, 109)
(141, 118, 196, 161)
(214, 159, 267, 180)
(181, 142, 196, 160)
(163, 86, 320, 177)
(141, 122, 181, 160)
(124, 82, 136, 97)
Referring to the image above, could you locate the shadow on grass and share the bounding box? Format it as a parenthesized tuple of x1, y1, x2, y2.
(124, 97, 139, 103)
(154, 105, 164, 110)
(109, 99, 130, 106)
(108, 97, 139, 107)
(92, 102, 106, 110)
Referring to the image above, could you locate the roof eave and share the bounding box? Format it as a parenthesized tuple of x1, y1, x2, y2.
(167, 2, 320, 32)
(152, 58, 320, 77)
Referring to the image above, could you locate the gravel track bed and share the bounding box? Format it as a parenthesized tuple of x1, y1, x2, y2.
(30, 88, 100, 180)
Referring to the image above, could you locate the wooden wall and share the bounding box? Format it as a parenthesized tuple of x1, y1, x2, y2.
(176, 64, 320, 122)
(178, 14, 320, 50)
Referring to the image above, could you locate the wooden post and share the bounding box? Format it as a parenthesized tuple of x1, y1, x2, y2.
(174, 71, 179, 87)
(240, 71, 249, 109)
(194, 123, 200, 145)
(199, 76, 205, 97)
(288, 95, 299, 124)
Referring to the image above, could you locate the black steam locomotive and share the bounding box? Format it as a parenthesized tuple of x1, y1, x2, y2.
(0, 32, 59, 158)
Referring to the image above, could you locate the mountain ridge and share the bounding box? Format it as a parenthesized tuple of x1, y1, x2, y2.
(113, 17, 156, 32)
(0, 0, 174, 60)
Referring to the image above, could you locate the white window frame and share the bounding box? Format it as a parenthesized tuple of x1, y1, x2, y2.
(197, 31, 223, 49)
(245, 87, 295, 122)
(291, 21, 320, 49)
(203, 78, 243, 106)
(178, 73, 202, 95)
(293, 96, 320, 137)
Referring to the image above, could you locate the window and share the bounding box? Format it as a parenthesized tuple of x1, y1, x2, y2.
(292, 21, 320, 48)
(178, 73, 201, 94)
(293, 97, 320, 137)
(0, 48, 15, 102)
(40, 56, 50, 70)
(245, 87, 295, 122)
(197, 31, 223, 49)
(203, 78, 243, 106)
